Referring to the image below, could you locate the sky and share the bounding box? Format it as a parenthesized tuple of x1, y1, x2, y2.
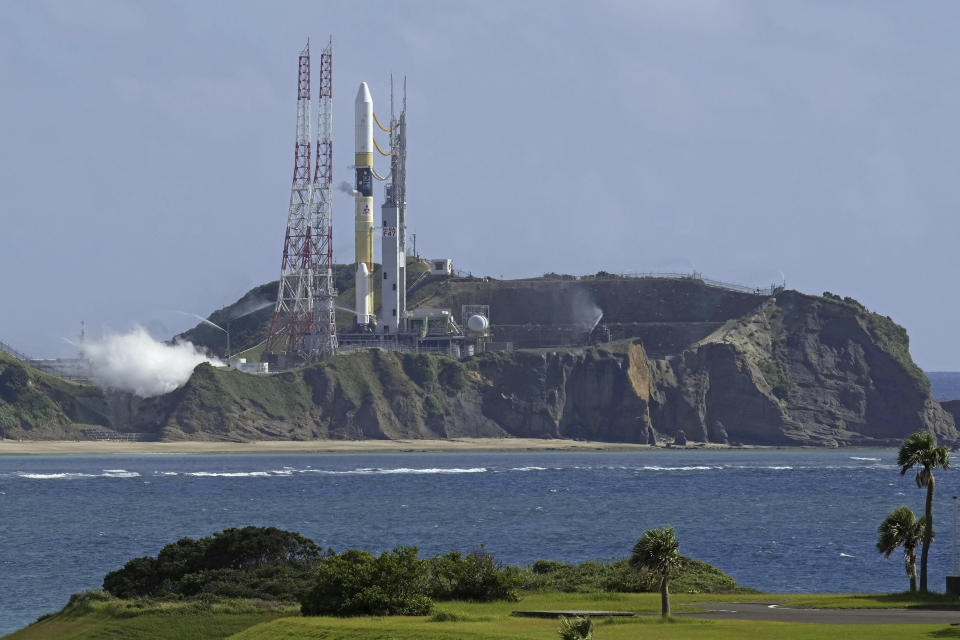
(2, 1, 960, 368)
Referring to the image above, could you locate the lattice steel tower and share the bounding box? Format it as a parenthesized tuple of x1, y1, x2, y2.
(310, 40, 337, 356)
(266, 40, 337, 364)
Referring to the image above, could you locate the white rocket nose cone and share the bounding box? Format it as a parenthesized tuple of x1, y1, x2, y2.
(358, 262, 370, 277)
(356, 82, 372, 105)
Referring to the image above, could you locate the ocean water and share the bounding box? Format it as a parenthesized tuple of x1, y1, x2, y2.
(1, 448, 958, 634)
(927, 371, 960, 402)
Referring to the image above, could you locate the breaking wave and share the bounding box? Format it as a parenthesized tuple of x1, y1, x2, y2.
(15, 469, 141, 480)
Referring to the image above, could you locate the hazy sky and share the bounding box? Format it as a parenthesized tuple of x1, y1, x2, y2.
(2, 1, 960, 369)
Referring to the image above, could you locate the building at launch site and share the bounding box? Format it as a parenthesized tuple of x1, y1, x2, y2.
(264, 39, 486, 370)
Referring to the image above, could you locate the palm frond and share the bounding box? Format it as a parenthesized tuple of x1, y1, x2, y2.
(877, 506, 921, 558)
(898, 431, 950, 475)
(630, 526, 681, 576)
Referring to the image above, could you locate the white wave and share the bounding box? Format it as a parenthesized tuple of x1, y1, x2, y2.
(17, 472, 95, 479)
(839, 553, 856, 558)
(101, 470, 141, 478)
(850, 457, 881, 461)
(16, 470, 140, 479)
(150, 467, 491, 478)
(184, 471, 272, 477)
(300, 467, 488, 475)
(640, 465, 716, 471)
(510, 466, 548, 472)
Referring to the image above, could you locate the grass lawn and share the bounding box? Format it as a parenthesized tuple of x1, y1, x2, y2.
(7, 592, 960, 640)
(231, 616, 953, 640)
(3, 599, 297, 640)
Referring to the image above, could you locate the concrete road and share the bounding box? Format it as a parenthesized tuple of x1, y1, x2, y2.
(682, 602, 960, 625)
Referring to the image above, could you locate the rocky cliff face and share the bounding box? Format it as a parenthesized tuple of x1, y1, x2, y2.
(644, 292, 956, 446)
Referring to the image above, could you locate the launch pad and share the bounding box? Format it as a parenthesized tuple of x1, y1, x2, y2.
(263, 40, 491, 370)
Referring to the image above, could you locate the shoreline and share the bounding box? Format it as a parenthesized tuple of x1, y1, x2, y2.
(0, 438, 750, 456)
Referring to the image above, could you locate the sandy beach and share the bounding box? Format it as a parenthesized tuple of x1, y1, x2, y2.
(0, 438, 668, 456)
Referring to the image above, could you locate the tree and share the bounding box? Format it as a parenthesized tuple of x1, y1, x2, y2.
(876, 506, 926, 592)
(630, 526, 681, 617)
(898, 431, 950, 593)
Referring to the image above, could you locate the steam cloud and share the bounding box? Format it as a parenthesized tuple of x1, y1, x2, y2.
(569, 288, 603, 331)
(77, 327, 221, 398)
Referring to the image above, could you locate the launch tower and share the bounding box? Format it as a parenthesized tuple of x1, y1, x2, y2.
(379, 78, 407, 333)
(265, 40, 338, 366)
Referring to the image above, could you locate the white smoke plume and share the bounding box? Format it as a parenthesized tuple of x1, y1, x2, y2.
(77, 327, 222, 398)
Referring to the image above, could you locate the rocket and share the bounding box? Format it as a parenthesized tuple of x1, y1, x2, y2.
(354, 82, 375, 326)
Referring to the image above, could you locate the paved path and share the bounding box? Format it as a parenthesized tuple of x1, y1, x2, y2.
(682, 602, 960, 625)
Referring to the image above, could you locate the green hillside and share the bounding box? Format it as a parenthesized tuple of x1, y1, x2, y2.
(0, 350, 110, 439)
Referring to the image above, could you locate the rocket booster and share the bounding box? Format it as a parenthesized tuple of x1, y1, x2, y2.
(354, 82, 375, 326)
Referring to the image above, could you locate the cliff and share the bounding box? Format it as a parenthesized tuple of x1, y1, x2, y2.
(3, 283, 955, 447)
(647, 291, 955, 446)
(138, 288, 960, 446)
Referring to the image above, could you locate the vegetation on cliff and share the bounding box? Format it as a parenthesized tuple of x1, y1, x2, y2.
(0, 349, 108, 439)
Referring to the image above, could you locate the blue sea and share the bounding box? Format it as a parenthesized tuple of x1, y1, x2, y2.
(1, 448, 958, 635)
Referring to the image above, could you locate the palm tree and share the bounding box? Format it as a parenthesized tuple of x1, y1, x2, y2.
(898, 431, 950, 593)
(557, 615, 593, 640)
(876, 506, 925, 592)
(630, 526, 681, 618)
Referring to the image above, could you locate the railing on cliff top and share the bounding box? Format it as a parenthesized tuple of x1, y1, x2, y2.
(0, 340, 31, 362)
(452, 271, 786, 297)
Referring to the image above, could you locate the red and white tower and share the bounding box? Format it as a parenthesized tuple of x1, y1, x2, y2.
(266, 40, 337, 365)
(310, 39, 337, 357)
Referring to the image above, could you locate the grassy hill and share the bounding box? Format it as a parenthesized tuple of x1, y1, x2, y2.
(176, 259, 433, 358)
(8, 592, 958, 640)
(0, 350, 111, 439)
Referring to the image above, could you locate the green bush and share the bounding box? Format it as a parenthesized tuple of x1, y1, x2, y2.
(438, 360, 468, 391)
(430, 609, 467, 622)
(518, 556, 737, 594)
(427, 549, 521, 602)
(301, 547, 433, 616)
(103, 527, 323, 601)
(424, 395, 443, 417)
(0, 363, 29, 402)
(402, 353, 438, 387)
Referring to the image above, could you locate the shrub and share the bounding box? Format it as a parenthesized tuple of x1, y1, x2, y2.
(103, 527, 323, 601)
(301, 547, 433, 616)
(430, 609, 467, 622)
(424, 395, 443, 417)
(438, 360, 467, 391)
(532, 560, 567, 574)
(403, 354, 438, 387)
(427, 548, 521, 602)
(0, 363, 29, 402)
(517, 557, 736, 594)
